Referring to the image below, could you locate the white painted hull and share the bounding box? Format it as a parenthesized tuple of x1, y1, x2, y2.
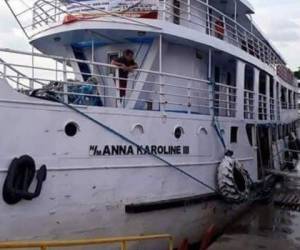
(0, 81, 256, 247)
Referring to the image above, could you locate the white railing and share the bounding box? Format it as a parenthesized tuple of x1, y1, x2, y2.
(5, 0, 284, 69)
(270, 97, 275, 120)
(244, 89, 254, 119)
(0, 48, 213, 114)
(258, 93, 268, 120)
(0, 49, 297, 121)
(213, 82, 237, 117)
(277, 99, 281, 121)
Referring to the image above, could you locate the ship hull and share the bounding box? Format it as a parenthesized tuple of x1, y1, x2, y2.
(0, 79, 256, 247)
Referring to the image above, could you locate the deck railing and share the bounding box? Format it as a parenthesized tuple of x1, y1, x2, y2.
(244, 89, 254, 119)
(5, 0, 285, 69)
(0, 48, 214, 114)
(0, 48, 297, 121)
(270, 97, 275, 121)
(0, 234, 173, 250)
(214, 83, 237, 117)
(258, 93, 268, 120)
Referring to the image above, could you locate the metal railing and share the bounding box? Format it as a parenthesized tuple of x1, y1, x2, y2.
(258, 93, 267, 120)
(1, 48, 297, 120)
(214, 83, 237, 117)
(0, 48, 213, 114)
(244, 89, 254, 119)
(0, 234, 173, 250)
(270, 97, 275, 121)
(5, 0, 285, 69)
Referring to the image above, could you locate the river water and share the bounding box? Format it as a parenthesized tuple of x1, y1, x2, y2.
(210, 168, 300, 250)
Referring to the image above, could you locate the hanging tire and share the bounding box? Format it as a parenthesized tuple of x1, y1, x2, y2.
(2, 155, 47, 205)
(217, 153, 251, 203)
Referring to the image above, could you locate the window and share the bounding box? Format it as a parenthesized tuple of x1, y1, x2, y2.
(246, 124, 253, 146)
(244, 65, 254, 91)
(230, 127, 238, 143)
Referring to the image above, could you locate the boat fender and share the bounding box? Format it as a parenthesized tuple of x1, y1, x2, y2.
(217, 151, 251, 203)
(2, 155, 47, 205)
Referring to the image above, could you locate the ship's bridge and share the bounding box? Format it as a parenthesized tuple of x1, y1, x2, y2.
(5, 0, 285, 69)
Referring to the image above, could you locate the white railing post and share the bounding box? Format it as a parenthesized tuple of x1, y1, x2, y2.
(159, 34, 165, 112)
(115, 67, 121, 107)
(235, 60, 245, 119)
(63, 60, 68, 103)
(91, 39, 95, 75)
(30, 47, 34, 89)
(17, 74, 20, 90)
(162, 0, 166, 21)
(187, 81, 191, 113)
(253, 68, 260, 120)
(3, 64, 6, 79)
(187, 0, 191, 21)
(266, 75, 270, 121)
(273, 79, 277, 121)
(208, 49, 214, 116)
(226, 87, 230, 117)
(206, 3, 211, 36)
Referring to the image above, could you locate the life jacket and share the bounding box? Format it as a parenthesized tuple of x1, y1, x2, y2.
(215, 19, 224, 36)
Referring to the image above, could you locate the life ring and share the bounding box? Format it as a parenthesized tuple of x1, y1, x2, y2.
(217, 151, 251, 203)
(2, 155, 47, 205)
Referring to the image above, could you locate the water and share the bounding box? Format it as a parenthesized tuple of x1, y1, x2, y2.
(210, 167, 300, 250)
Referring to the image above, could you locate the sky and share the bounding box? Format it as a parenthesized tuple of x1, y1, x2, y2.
(0, 0, 299, 70)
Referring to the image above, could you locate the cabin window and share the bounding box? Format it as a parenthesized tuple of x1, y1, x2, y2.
(214, 66, 220, 83)
(269, 76, 274, 98)
(230, 127, 238, 143)
(244, 65, 254, 91)
(226, 72, 231, 85)
(288, 90, 292, 109)
(246, 124, 254, 146)
(259, 71, 266, 95)
(281, 87, 286, 109)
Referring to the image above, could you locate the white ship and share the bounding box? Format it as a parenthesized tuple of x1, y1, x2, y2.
(0, 0, 299, 248)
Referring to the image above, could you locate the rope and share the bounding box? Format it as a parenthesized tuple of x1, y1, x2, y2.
(209, 80, 227, 150)
(48, 93, 218, 193)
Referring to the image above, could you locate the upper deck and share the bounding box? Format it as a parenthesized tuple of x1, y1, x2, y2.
(5, 0, 298, 87)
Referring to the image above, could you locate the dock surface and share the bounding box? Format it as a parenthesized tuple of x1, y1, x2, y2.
(209, 167, 300, 250)
(209, 233, 299, 250)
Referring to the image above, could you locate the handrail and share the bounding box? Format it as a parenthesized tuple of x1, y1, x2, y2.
(5, 0, 283, 69)
(0, 234, 173, 250)
(0, 48, 209, 84)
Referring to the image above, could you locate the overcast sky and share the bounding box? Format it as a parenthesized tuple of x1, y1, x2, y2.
(0, 0, 299, 70)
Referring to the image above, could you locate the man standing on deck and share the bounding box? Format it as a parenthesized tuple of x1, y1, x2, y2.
(112, 49, 138, 100)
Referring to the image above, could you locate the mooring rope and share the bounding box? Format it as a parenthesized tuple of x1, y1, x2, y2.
(209, 80, 227, 150)
(48, 93, 218, 193)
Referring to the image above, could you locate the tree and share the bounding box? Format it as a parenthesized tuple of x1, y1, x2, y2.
(295, 67, 300, 79)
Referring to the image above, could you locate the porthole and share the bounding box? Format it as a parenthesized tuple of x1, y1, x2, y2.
(197, 127, 208, 135)
(131, 123, 144, 136)
(65, 122, 78, 137)
(174, 126, 184, 139)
